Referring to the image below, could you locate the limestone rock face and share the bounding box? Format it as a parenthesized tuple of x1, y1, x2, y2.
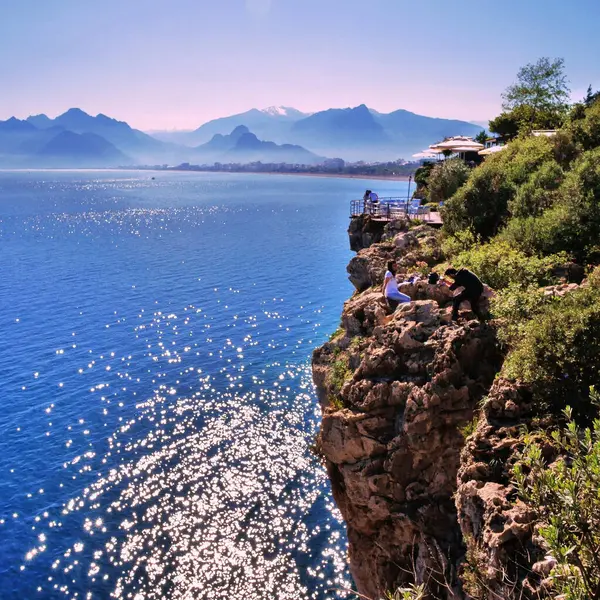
(319, 220, 589, 599)
(313, 290, 501, 598)
(348, 214, 388, 251)
(455, 379, 549, 599)
(346, 222, 443, 292)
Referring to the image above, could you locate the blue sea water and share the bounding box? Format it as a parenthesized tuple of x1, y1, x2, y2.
(0, 170, 411, 600)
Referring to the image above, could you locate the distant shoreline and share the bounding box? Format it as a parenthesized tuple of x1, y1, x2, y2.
(138, 168, 414, 182)
(0, 168, 414, 182)
(234, 171, 413, 182)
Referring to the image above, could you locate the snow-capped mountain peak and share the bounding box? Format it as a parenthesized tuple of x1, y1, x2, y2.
(261, 106, 292, 116)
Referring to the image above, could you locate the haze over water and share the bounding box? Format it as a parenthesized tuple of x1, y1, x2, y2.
(0, 171, 411, 599)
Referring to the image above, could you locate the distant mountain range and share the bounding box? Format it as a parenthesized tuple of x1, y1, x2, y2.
(151, 105, 484, 161)
(0, 105, 486, 167)
(193, 125, 323, 165)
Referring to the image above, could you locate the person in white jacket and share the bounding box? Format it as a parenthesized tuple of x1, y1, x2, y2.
(382, 261, 411, 310)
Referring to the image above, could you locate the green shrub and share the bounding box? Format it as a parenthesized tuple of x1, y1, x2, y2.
(490, 284, 551, 347)
(384, 584, 426, 600)
(427, 158, 470, 203)
(499, 147, 600, 263)
(567, 96, 600, 151)
(508, 159, 564, 218)
(327, 356, 352, 397)
(443, 136, 556, 239)
(514, 395, 600, 600)
(503, 268, 600, 407)
(440, 229, 478, 257)
(452, 238, 567, 290)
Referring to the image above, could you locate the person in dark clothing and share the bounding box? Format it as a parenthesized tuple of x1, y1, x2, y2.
(444, 267, 484, 321)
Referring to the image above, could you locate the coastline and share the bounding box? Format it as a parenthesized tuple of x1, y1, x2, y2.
(148, 169, 413, 182)
(0, 168, 414, 182)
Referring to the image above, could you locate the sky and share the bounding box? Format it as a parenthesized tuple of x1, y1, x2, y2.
(1, 0, 599, 130)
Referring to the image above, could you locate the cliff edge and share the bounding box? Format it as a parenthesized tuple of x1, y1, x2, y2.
(312, 219, 504, 598)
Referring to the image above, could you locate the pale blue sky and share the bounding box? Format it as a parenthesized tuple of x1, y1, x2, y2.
(1, 0, 599, 129)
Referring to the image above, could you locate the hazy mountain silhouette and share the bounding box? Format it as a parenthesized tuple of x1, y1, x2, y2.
(154, 107, 309, 146)
(290, 104, 390, 158)
(27, 114, 54, 129)
(0, 104, 485, 166)
(0, 115, 133, 167)
(150, 105, 484, 161)
(193, 125, 323, 164)
(28, 108, 168, 160)
(0, 117, 38, 133)
(36, 131, 130, 167)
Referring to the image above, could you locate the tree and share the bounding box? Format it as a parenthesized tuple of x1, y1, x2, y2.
(491, 58, 571, 137)
(488, 111, 521, 139)
(502, 57, 570, 114)
(474, 130, 487, 145)
(585, 84, 600, 107)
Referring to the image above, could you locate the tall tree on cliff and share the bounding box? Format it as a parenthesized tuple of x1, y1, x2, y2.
(489, 57, 571, 138)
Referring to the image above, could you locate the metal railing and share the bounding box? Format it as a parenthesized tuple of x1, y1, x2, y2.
(350, 197, 432, 221)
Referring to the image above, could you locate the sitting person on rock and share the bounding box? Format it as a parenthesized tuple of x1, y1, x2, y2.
(444, 267, 484, 321)
(383, 261, 411, 310)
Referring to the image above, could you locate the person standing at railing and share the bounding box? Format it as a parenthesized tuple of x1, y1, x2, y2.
(363, 190, 371, 213)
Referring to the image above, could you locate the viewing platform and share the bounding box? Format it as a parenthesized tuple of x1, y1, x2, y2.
(350, 197, 442, 226)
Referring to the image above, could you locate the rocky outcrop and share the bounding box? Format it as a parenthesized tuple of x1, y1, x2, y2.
(313, 228, 503, 598)
(346, 224, 444, 292)
(318, 218, 591, 599)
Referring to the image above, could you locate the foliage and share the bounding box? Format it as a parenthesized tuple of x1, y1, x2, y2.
(567, 96, 600, 151)
(329, 326, 344, 341)
(413, 161, 436, 199)
(489, 58, 570, 138)
(474, 130, 488, 145)
(384, 583, 426, 600)
(459, 414, 480, 439)
(502, 57, 570, 116)
(488, 111, 521, 139)
(513, 394, 600, 600)
(440, 229, 477, 257)
(503, 269, 600, 407)
(451, 239, 566, 291)
(499, 147, 600, 262)
(584, 84, 600, 107)
(507, 159, 564, 218)
(489, 103, 565, 139)
(442, 135, 556, 239)
(490, 284, 551, 347)
(427, 158, 470, 204)
(327, 356, 352, 399)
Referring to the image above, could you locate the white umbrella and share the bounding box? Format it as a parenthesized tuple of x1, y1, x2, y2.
(452, 146, 484, 152)
(478, 145, 507, 156)
(412, 151, 439, 159)
(431, 138, 484, 151)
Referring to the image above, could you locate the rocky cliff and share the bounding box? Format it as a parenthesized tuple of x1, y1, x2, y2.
(312, 219, 572, 599)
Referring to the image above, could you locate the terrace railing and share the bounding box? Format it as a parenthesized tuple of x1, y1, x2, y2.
(350, 197, 433, 221)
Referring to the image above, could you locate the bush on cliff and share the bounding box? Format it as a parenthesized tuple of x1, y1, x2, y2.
(450, 238, 567, 290)
(503, 268, 600, 409)
(442, 136, 558, 239)
(514, 396, 600, 600)
(427, 158, 470, 204)
(499, 147, 600, 263)
(413, 161, 435, 200)
(567, 95, 600, 151)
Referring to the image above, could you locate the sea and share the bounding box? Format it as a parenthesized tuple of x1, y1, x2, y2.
(0, 170, 411, 600)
